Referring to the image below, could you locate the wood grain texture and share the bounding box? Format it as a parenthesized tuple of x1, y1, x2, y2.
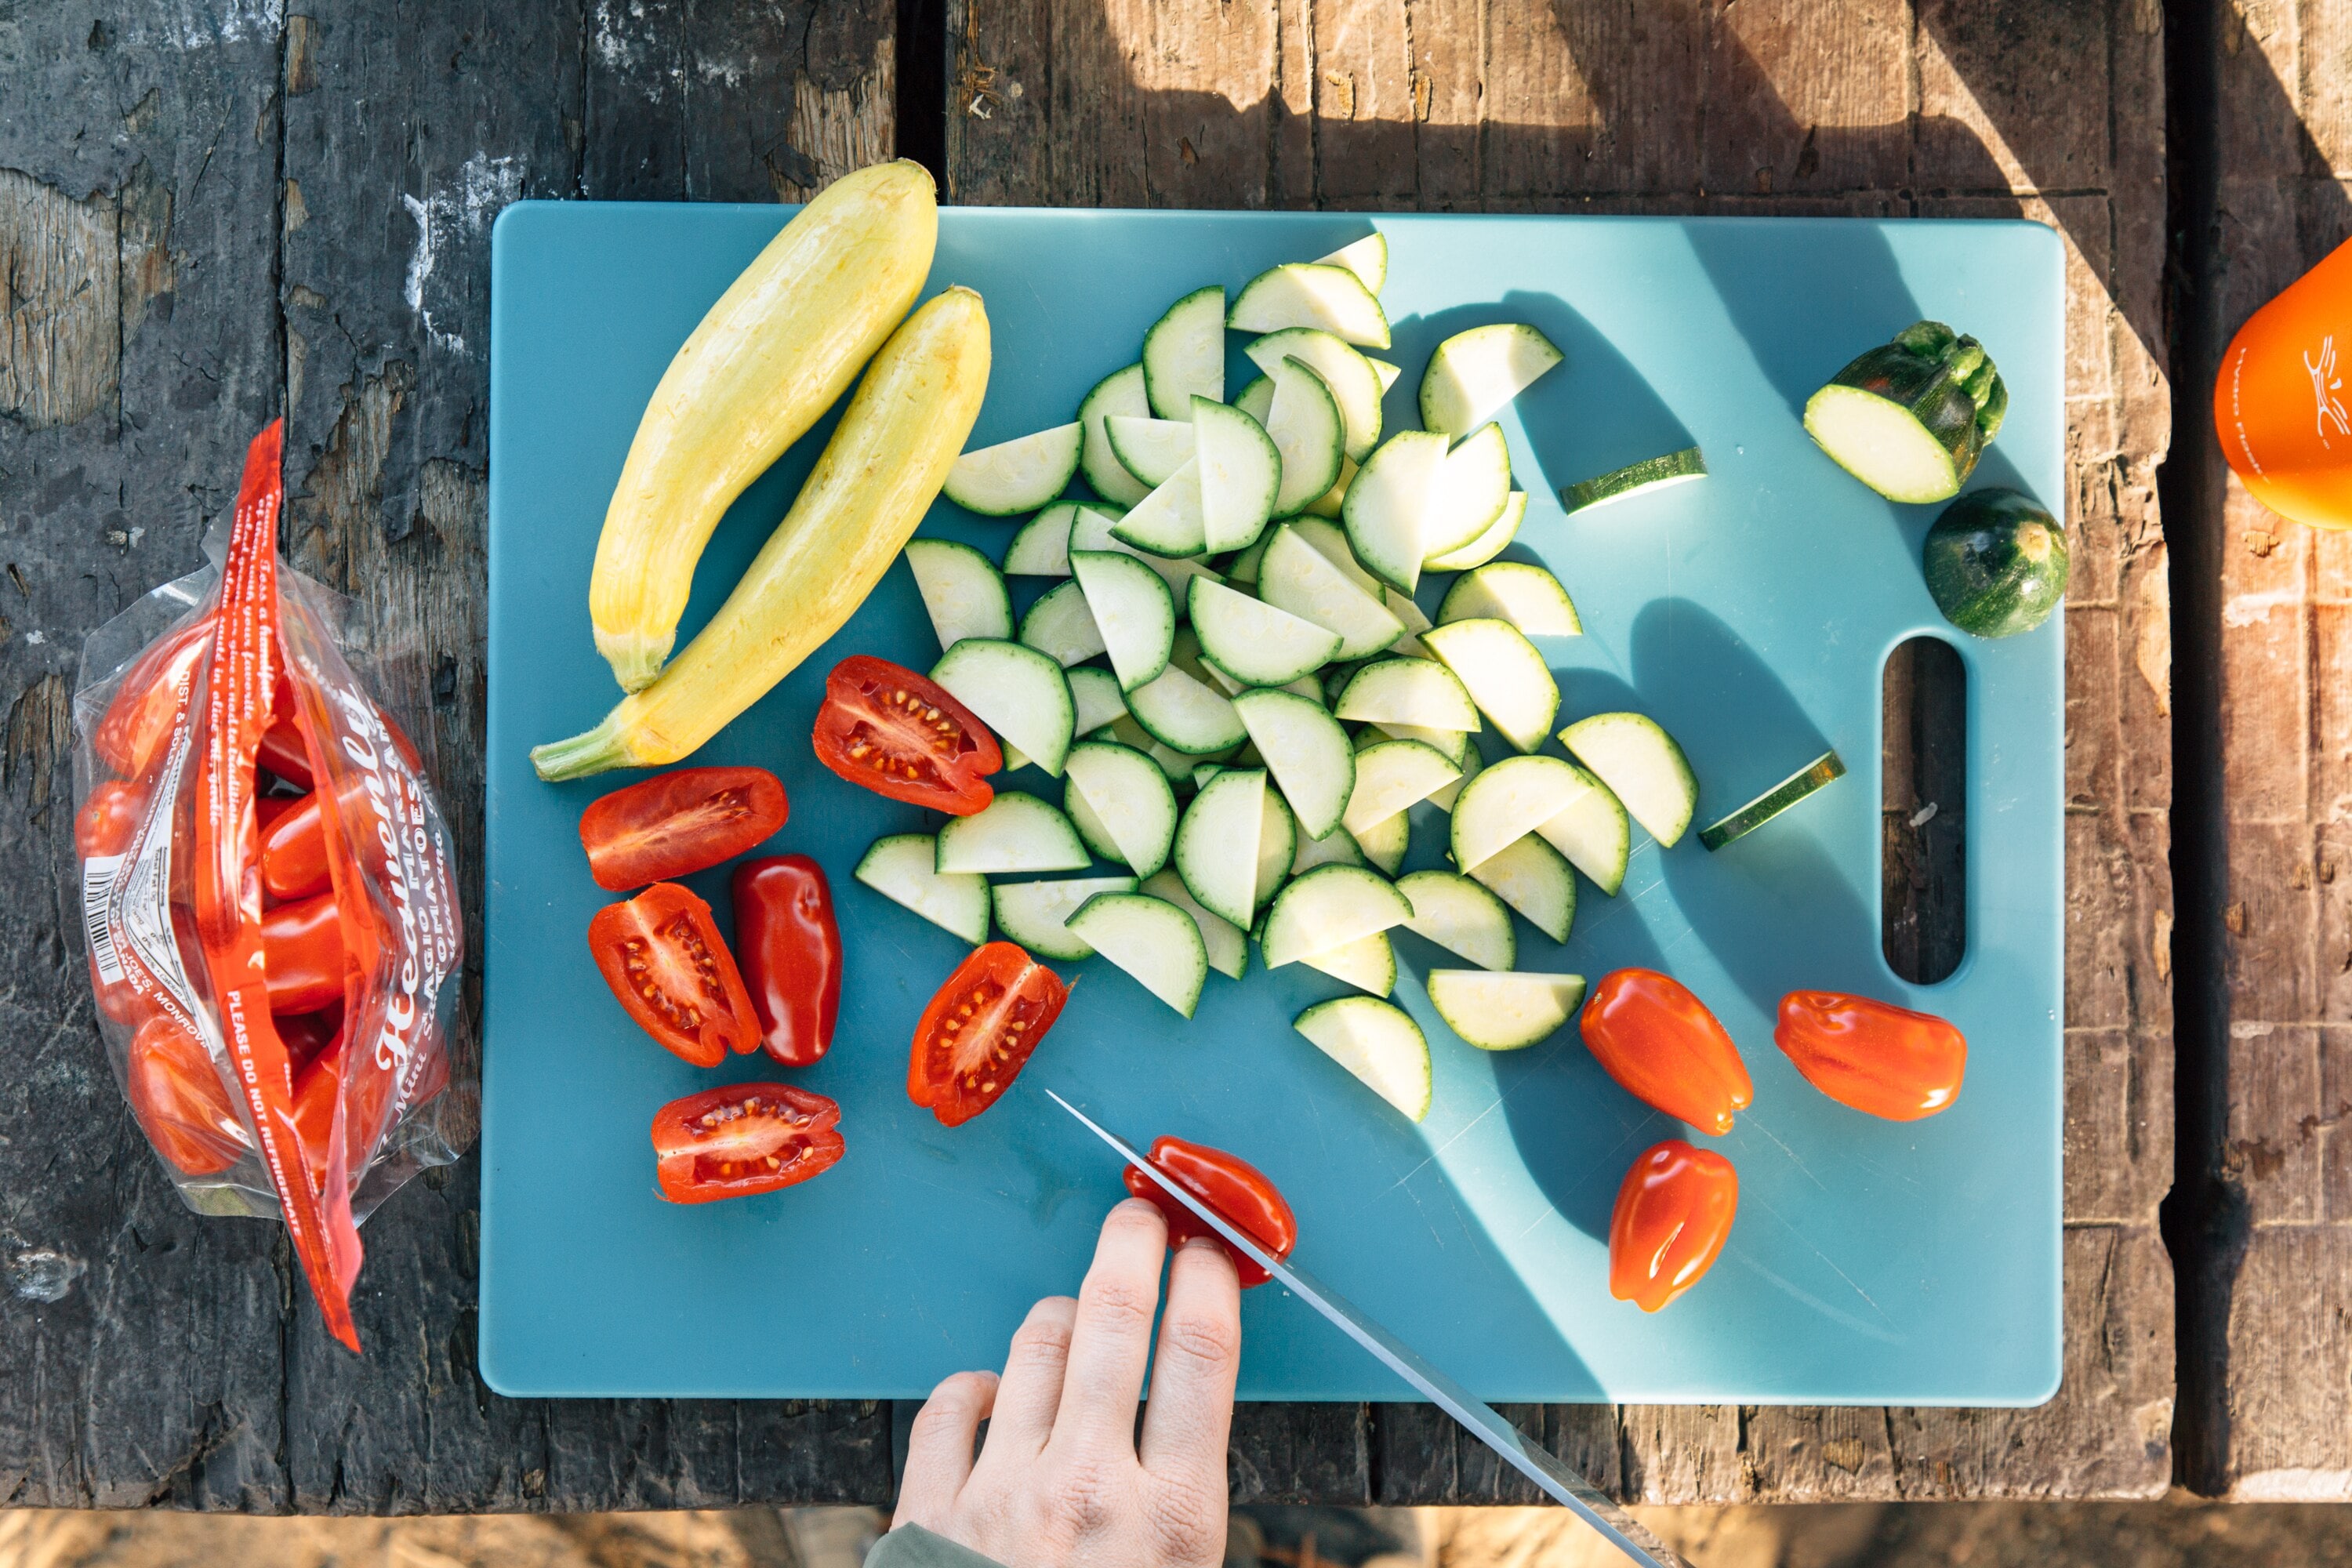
(948, 0, 2176, 1501)
(0, 0, 902, 1512)
(2173, 0, 2352, 1502)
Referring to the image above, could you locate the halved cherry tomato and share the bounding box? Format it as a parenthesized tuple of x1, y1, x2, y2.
(1123, 1135, 1298, 1288)
(907, 941, 1066, 1126)
(579, 766, 789, 891)
(93, 619, 208, 779)
(731, 854, 841, 1067)
(260, 891, 347, 1014)
(1580, 969, 1754, 1135)
(1775, 991, 1966, 1120)
(260, 790, 332, 901)
(76, 779, 147, 860)
(125, 1011, 250, 1176)
(813, 655, 1001, 815)
(1609, 1139, 1738, 1312)
(588, 881, 760, 1066)
(652, 1082, 844, 1203)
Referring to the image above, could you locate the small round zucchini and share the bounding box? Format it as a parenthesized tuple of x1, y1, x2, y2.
(1922, 488, 2068, 638)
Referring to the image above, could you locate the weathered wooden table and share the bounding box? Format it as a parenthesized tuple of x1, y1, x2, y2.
(0, 0, 2315, 1510)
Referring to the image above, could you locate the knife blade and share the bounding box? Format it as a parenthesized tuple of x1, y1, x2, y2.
(1044, 1089, 1688, 1568)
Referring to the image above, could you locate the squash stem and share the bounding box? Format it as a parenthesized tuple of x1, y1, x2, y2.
(530, 713, 637, 781)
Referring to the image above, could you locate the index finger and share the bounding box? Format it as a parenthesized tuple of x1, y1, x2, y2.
(1048, 1198, 1169, 1455)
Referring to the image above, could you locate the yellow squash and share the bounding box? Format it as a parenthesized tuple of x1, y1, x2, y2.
(534, 287, 992, 779)
(590, 159, 938, 692)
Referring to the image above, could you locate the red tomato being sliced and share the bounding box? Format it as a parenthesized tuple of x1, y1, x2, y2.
(125, 1011, 250, 1177)
(587, 882, 760, 1066)
(1123, 1135, 1298, 1288)
(579, 766, 789, 891)
(907, 941, 1067, 1126)
(814, 655, 1001, 815)
(652, 1082, 844, 1203)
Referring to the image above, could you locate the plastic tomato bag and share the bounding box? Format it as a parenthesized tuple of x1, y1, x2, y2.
(68, 423, 466, 1351)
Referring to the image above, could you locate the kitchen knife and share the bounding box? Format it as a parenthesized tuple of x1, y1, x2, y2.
(1045, 1089, 1688, 1568)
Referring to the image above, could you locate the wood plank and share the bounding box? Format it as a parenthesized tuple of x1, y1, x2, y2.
(947, 0, 2175, 1501)
(2172, 0, 2352, 1501)
(0, 0, 902, 1512)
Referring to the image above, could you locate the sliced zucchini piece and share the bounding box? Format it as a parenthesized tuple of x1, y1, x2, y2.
(1112, 458, 1208, 558)
(1395, 869, 1515, 971)
(1256, 524, 1404, 662)
(1287, 516, 1382, 596)
(1065, 666, 1129, 736)
(1427, 970, 1587, 1051)
(1352, 810, 1409, 875)
(1421, 619, 1559, 753)
(1334, 656, 1480, 732)
(993, 874, 1139, 960)
(944, 422, 1083, 516)
(1243, 328, 1382, 463)
(1266, 357, 1346, 519)
(1314, 233, 1388, 294)
(1300, 454, 1356, 520)
(1803, 321, 2005, 503)
(1293, 996, 1432, 1121)
(1189, 578, 1343, 688)
(1195, 395, 1283, 554)
(1343, 430, 1449, 593)
(1005, 501, 1082, 576)
(1561, 447, 1708, 514)
(1068, 893, 1209, 1018)
(1070, 550, 1177, 692)
(1229, 262, 1392, 348)
(1698, 750, 1845, 851)
(1424, 490, 1526, 572)
(1300, 931, 1396, 997)
(1438, 561, 1581, 637)
(1559, 711, 1700, 849)
(1103, 713, 1204, 782)
(1106, 415, 1196, 488)
(1465, 831, 1576, 942)
(931, 637, 1076, 776)
(1418, 322, 1563, 437)
(1232, 687, 1356, 842)
(1142, 285, 1226, 419)
(1254, 786, 1299, 914)
(1449, 754, 1597, 872)
(1224, 531, 1272, 586)
(1531, 760, 1630, 897)
(1367, 357, 1402, 392)
(1078, 362, 1154, 506)
(1342, 739, 1460, 837)
(1126, 663, 1247, 754)
(855, 834, 989, 945)
(1174, 768, 1267, 928)
(935, 791, 1090, 874)
(1233, 374, 1274, 427)
(1292, 818, 1366, 874)
(1261, 864, 1413, 968)
(1427, 736, 1482, 811)
(1072, 503, 1222, 604)
(1018, 578, 1108, 668)
(1372, 720, 1471, 768)
(1063, 740, 1180, 877)
(1141, 868, 1248, 980)
(903, 539, 1014, 650)
(1421, 422, 1513, 562)
(1385, 586, 1434, 638)
(1192, 761, 1227, 792)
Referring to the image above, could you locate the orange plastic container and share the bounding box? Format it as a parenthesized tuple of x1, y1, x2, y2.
(2216, 234, 2352, 529)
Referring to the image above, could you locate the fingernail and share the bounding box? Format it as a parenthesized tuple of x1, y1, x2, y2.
(1181, 1236, 1224, 1253)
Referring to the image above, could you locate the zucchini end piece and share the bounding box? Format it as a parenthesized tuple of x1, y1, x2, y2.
(531, 710, 644, 781)
(594, 626, 673, 694)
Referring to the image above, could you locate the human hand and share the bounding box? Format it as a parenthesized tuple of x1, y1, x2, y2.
(891, 1197, 1243, 1567)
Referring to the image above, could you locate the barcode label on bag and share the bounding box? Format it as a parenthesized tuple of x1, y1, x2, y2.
(82, 854, 125, 984)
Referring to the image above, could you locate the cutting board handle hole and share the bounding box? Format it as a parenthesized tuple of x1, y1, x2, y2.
(1881, 635, 1967, 984)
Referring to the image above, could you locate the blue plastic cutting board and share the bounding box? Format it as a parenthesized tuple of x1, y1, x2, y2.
(482, 205, 2063, 1404)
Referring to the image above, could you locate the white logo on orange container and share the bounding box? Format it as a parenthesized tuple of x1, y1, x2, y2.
(2304, 335, 2350, 446)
